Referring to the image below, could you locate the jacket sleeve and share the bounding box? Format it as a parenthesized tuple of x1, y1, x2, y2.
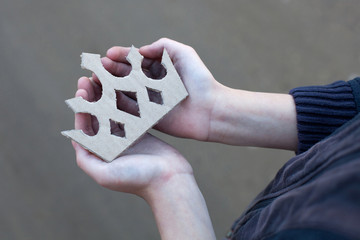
(289, 77, 360, 154)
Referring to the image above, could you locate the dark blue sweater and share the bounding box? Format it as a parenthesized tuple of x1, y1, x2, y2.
(290, 77, 360, 154)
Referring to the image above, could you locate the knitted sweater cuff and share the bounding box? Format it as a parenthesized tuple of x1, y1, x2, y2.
(290, 79, 359, 154)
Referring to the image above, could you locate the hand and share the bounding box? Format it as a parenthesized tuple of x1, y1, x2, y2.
(73, 77, 193, 197)
(140, 39, 297, 150)
(92, 37, 297, 151)
(72, 77, 216, 240)
(98, 38, 223, 141)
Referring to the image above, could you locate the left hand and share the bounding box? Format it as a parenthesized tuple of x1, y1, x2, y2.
(73, 77, 193, 198)
(72, 76, 216, 240)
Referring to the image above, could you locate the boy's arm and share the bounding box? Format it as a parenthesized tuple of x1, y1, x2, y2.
(104, 38, 298, 151)
(145, 174, 216, 240)
(209, 87, 298, 150)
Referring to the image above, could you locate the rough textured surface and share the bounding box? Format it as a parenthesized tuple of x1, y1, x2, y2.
(62, 48, 188, 161)
(1, 0, 360, 239)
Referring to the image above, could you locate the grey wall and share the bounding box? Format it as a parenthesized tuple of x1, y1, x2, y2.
(1, 0, 359, 239)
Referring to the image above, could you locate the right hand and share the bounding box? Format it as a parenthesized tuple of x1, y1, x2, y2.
(93, 38, 298, 150)
(99, 38, 223, 141)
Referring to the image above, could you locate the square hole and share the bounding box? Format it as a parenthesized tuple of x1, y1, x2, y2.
(146, 87, 163, 105)
(109, 119, 125, 138)
(115, 90, 140, 117)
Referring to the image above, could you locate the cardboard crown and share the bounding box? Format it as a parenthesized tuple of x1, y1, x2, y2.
(62, 46, 188, 162)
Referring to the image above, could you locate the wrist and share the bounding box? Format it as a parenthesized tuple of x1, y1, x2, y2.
(208, 87, 298, 150)
(143, 172, 197, 204)
(143, 173, 216, 240)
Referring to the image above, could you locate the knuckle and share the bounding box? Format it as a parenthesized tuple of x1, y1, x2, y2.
(159, 37, 170, 42)
(186, 45, 195, 52)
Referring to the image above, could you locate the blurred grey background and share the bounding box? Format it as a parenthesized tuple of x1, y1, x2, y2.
(1, 0, 359, 239)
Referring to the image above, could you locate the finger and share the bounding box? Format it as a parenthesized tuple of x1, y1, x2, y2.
(74, 89, 95, 136)
(74, 143, 109, 183)
(106, 46, 132, 63)
(141, 57, 158, 69)
(89, 77, 102, 101)
(142, 59, 167, 79)
(139, 37, 187, 59)
(91, 115, 99, 135)
(71, 140, 77, 149)
(116, 90, 139, 116)
(71, 140, 82, 152)
(107, 45, 161, 75)
(91, 73, 101, 86)
(78, 77, 95, 101)
(101, 57, 132, 77)
(90, 74, 103, 99)
(110, 119, 125, 137)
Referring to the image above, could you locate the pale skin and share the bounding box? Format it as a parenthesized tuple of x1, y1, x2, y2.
(72, 38, 298, 239)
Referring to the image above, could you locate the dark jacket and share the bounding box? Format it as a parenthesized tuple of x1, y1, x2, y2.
(227, 78, 360, 240)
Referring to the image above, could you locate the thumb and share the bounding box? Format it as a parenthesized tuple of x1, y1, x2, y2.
(139, 38, 187, 59)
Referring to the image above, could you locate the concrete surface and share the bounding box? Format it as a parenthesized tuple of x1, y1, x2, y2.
(0, 0, 359, 239)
